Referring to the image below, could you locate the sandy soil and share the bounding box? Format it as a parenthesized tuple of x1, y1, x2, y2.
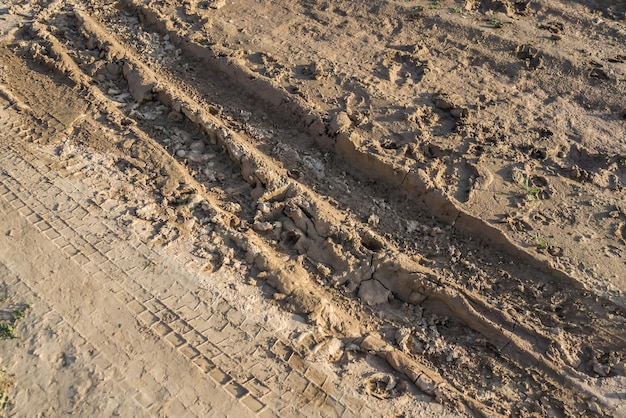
(0, 0, 625, 416)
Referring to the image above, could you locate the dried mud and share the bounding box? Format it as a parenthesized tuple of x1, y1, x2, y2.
(1, 0, 625, 416)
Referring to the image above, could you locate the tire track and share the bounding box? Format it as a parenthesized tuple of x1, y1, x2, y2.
(0, 64, 432, 417)
(2, 1, 625, 416)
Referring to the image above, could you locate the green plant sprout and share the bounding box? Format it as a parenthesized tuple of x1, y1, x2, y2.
(415, 0, 442, 11)
(490, 17, 503, 28)
(521, 177, 542, 200)
(534, 234, 553, 250)
(0, 304, 30, 340)
(0, 368, 12, 410)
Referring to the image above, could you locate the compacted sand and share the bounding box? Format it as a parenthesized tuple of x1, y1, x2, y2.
(0, 0, 624, 416)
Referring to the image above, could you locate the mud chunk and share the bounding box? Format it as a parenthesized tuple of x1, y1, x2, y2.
(358, 280, 391, 305)
(513, 0, 531, 15)
(539, 20, 564, 34)
(302, 61, 327, 80)
(410, 43, 429, 61)
(516, 44, 543, 69)
(209, 0, 226, 9)
(316, 263, 332, 276)
(105, 62, 121, 77)
(434, 93, 467, 119)
(433, 93, 458, 111)
(590, 358, 610, 377)
(587, 61, 609, 79)
(122, 63, 156, 103)
(396, 328, 425, 355)
(311, 337, 343, 362)
(364, 373, 399, 399)
(360, 334, 391, 353)
(253, 221, 274, 232)
(328, 111, 352, 135)
(477, 0, 514, 15)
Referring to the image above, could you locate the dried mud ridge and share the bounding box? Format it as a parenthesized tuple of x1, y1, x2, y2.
(1, 0, 625, 416)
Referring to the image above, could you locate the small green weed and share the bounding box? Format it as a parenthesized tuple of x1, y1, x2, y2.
(534, 234, 553, 250)
(0, 368, 14, 410)
(415, 0, 442, 11)
(490, 17, 503, 28)
(521, 177, 542, 200)
(0, 302, 30, 340)
(0, 324, 15, 340)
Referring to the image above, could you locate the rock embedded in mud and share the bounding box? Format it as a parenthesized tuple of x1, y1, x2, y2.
(316, 263, 332, 276)
(358, 279, 391, 305)
(253, 221, 273, 232)
(190, 140, 205, 153)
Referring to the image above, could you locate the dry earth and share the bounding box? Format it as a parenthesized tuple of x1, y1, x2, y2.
(0, 0, 625, 416)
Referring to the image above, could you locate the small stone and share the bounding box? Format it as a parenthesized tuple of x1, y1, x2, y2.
(176, 149, 187, 158)
(316, 263, 331, 276)
(434, 93, 459, 111)
(253, 221, 273, 232)
(187, 151, 204, 162)
(258, 202, 271, 214)
(588, 402, 602, 414)
(190, 140, 205, 153)
(591, 359, 610, 377)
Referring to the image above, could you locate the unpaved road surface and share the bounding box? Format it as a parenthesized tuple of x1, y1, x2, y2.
(0, 0, 625, 416)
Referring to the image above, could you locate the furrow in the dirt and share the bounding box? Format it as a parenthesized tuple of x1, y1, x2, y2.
(111, 0, 625, 297)
(0, 88, 398, 417)
(22, 2, 626, 416)
(29, 12, 484, 413)
(114, 0, 620, 344)
(18, 12, 490, 416)
(38, 4, 626, 416)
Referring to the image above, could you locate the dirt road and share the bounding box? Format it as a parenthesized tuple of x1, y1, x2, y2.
(0, 0, 625, 416)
